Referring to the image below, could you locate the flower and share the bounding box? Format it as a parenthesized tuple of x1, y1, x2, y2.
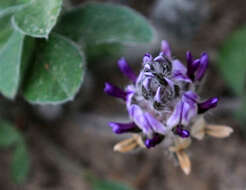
(104, 41, 233, 174)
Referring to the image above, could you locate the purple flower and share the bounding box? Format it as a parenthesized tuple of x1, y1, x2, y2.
(104, 82, 128, 101)
(128, 104, 153, 137)
(145, 134, 164, 148)
(161, 40, 171, 57)
(174, 127, 190, 138)
(117, 58, 137, 82)
(186, 52, 209, 81)
(105, 41, 218, 148)
(167, 91, 198, 130)
(195, 53, 209, 81)
(198, 97, 218, 113)
(109, 122, 140, 134)
(143, 53, 153, 64)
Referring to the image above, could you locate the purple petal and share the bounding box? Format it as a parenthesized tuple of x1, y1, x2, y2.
(104, 82, 128, 100)
(181, 101, 197, 126)
(109, 122, 140, 134)
(144, 63, 151, 70)
(172, 59, 187, 75)
(154, 87, 163, 102)
(126, 91, 134, 112)
(144, 72, 155, 77)
(198, 97, 218, 114)
(143, 53, 153, 64)
(125, 84, 135, 93)
(136, 71, 144, 84)
(142, 77, 151, 90)
(167, 92, 198, 128)
(172, 59, 190, 83)
(181, 91, 198, 125)
(183, 91, 198, 104)
(186, 51, 193, 66)
(154, 55, 165, 62)
(145, 112, 167, 135)
(173, 72, 192, 83)
(118, 58, 137, 82)
(161, 40, 171, 57)
(187, 59, 200, 80)
(167, 101, 183, 128)
(175, 127, 190, 138)
(145, 134, 164, 148)
(195, 52, 209, 81)
(128, 105, 153, 136)
(165, 77, 175, 89)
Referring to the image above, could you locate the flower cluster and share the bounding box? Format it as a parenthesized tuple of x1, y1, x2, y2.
(104, 41, 233, 174)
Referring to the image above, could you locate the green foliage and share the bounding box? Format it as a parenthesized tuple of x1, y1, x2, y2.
(56, 2, 154, 44)
(0, 0, 30, 17)
(90, 178, 135, 190)
(0, 15, 13, 49)
(56, 2, 155, 59)
(0, 121, 21, 148)
(23, 34, 85, 104)
(218, 26, 246, 96)
(86, 42, 123, 64)
(11, 141, 30, 184)
(218, 26, 246, 123)
(12, 0, 63, 38)
(234, 95, 246, 126)
(0, 1, 155, 103)
(0, 121, 30, 184)
(0, 29, 24, 98)
(20, 37, 36, 83)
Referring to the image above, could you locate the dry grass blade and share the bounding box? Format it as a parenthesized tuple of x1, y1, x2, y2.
(133, 134, 145, 148)
(206, 125, 233, 138)
(113, 137, 138, 153)
(176, 151, 191, 175)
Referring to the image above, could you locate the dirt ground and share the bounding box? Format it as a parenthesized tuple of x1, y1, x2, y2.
(1, 113, 245, 190)
(0, 0, 246, 189)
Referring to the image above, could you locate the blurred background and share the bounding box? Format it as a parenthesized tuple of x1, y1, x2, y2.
(1, 0, 246, 189)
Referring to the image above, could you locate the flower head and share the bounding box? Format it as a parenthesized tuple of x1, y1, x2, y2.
(105, 41, 233, 174)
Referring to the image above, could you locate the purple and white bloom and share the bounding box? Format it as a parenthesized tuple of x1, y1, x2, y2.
(104, 40, 218, 149)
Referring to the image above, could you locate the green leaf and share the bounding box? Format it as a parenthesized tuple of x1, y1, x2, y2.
(91, 179, 135, 190)
(86, 42, 123, 64)
(12, 0, 63, 38)
(0, 120, 29, 184)
(56, 2, 155, 45)
(11, 142, 30, 184)
(0, 121, 21, 148)
(0, 15, 12, 49)
(20, 37, 36, 85)
(0, 23, 25, 98)
(0, 0, 30, 17)
(22, 34, 85, 104)
(218, 26, 246, 96)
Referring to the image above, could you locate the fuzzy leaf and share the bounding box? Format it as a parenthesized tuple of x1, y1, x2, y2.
(0, 15, 13, 49)
(12, 0, 63, 38)
(22, 34, 85, 104)
(56, 2, 154, 45)
(218, 26, 246, 96)
(0, 0, 30, 17)
(0, 121, 21, 148)
(20, 37, 36, 83)
(86, 42, 123, 64)
(11, 142, 30, 184)
(0, 22, 25, 98)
